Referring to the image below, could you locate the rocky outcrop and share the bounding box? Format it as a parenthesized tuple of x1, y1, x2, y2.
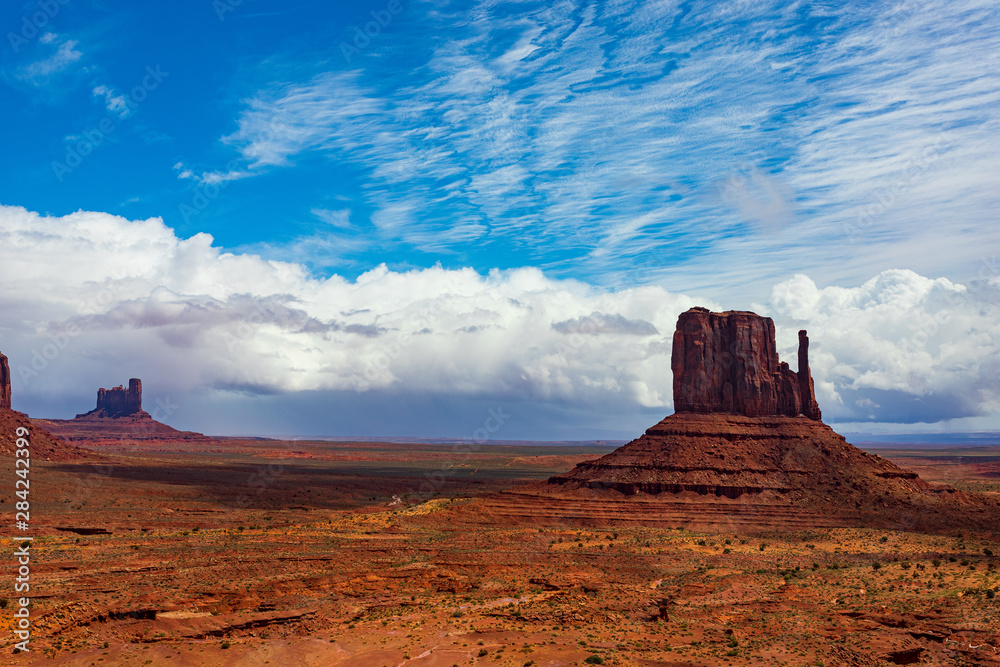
(671, 307, 820, 420)
(532, 306, 1000, 531)
(0, 351, 10, 410)
(797, 330, 821, 421)
(76, 378, 147, 419)
(41, 377, 208, 442)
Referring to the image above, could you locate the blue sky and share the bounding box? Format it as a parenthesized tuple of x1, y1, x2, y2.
(1, 0, 998, 439)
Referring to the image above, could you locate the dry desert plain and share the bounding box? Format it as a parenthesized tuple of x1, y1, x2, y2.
(1, 433, 999, 667)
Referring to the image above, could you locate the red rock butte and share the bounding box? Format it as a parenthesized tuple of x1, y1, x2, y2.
(459, 307, 1000, 532)
(38, 377, 209, 442)
(76, 378, 146, 419)
(672, 307, 821, 420)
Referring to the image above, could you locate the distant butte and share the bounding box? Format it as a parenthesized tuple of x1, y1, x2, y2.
(473, 307, 1000, 532)
(38, 377, 209, 443)
(75, 378, 147, 420)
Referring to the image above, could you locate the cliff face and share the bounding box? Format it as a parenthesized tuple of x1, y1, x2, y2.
(76, 378, 145, 419)
(0, 351, 10, 411)
(671, 307, 821, 420)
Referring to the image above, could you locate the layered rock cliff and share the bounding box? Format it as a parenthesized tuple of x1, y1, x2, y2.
(75, 378, 148, 420)
(671, 307, 821, 420)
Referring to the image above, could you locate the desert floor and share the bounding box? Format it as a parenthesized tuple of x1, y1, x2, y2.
(1, 438, 998, 666)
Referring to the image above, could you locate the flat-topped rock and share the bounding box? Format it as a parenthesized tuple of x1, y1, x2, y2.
(76, 378, 147, 419)
(534, 306, 1000, 531)
(671, 307, 820, 420)
(39, 377, 209, 442)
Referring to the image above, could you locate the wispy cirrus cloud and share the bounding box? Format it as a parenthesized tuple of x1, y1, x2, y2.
(16, 36, 82, 84)
(92, 84, 130, 118)
(186, 0, 999, 299)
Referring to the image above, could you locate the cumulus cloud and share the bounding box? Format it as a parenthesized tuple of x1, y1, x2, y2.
(763, 268, 1000, 424)
(0, 206, 698, 419)
(0, 205, 997, 433)
(552, 312, 659, 336)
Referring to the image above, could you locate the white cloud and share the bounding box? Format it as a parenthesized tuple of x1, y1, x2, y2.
(92, 84, 130, 119)
(0, 206, 698, 415)
(193, 0, 999, 297)
(1, 206, 997, 431)
(220, 71, 384, 170)
(171, 162, 196, 180)
(312, 208, 352, 229)
(19, 38, 82, 82)
(762, 268, 1000, 424)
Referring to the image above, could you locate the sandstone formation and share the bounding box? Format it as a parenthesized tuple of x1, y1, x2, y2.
(76, 378, 146, 419)
(518, 307, 1000, 531)
(39, 377, 209, 443)
(672, 307, 820, 420)
(0, 350, 11, 410)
